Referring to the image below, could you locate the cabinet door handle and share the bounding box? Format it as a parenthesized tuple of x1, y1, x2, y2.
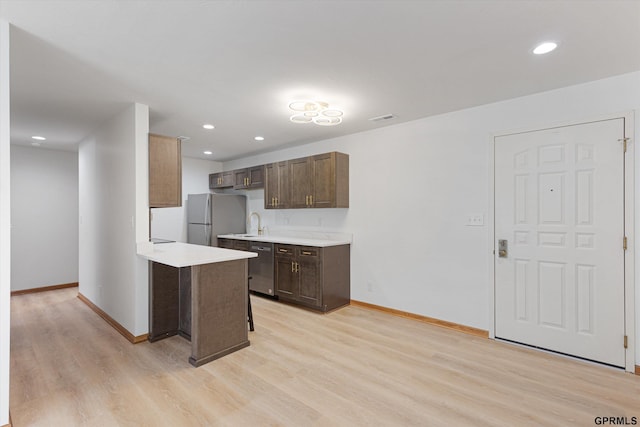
(279, 248, 288, 253)
(275, 196, 278, 206)
(291, 261, 295, 272)
(310, 195, 313, 205)
(301, 251, 312, 255)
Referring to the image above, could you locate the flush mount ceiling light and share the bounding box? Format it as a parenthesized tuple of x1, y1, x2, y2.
(31, 135, 46, 141)
(203, 151, 213, 155)
(202, 124, 215, 130)
(533, 41, 557, 55)
(254, 136, 264, 141)
(289, 101, 343, 126)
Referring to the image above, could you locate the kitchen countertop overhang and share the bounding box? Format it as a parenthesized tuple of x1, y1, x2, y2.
(137, 242, 257, 268)
(217, 233, 352, 247)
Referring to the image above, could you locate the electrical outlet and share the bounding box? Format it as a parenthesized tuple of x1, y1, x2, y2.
(466, 213, 484, 226)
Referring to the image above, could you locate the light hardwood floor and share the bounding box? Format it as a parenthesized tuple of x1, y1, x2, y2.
(10, 288, 640, 426)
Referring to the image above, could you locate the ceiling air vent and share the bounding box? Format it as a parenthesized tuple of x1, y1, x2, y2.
(369, 114, 396, 122)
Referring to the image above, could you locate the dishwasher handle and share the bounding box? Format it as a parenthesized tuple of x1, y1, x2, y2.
(251, 245, 272, 252)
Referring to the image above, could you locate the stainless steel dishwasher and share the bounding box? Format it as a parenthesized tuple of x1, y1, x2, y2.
(249, 242, 274, 296)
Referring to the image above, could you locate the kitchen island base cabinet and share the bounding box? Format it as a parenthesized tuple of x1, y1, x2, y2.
(275, 244, 350, 312)
(148, 259, 249, 367)
(189, 260, 249, 367)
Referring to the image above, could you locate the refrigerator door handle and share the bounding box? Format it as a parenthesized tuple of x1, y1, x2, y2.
(205, 196, 212, 246)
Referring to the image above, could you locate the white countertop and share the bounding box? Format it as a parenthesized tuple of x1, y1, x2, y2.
(137, 242, 256, 268)
(217, 233, 352, 247)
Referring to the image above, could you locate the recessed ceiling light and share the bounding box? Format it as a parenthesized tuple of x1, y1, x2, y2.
(254, 136, 264, 141)
(203, 124, 215, 130)
(31, 136, 46, 141)
(203, 151, 213, 155)
(533, 42, 557, 55)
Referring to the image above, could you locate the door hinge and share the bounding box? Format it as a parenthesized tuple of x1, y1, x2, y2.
(624, 335, 628, 349)
(619, 137, 630, 153)
(623, 236, 628, 251)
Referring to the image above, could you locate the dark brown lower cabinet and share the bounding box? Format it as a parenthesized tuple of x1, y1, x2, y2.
(274, 244, 350, 312)
(148, 259, 250, 367)
(217, 238, 249, 251)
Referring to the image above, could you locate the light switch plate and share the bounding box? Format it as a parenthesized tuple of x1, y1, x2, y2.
(466, 213, 484, 226)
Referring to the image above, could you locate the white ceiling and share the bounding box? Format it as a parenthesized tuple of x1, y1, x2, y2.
(1, 0, 639, 161)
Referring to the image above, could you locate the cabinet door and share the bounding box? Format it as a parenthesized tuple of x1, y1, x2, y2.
(221, 171, 234, 187)
(209, 173, 220, 189)
(234, 169, 249, 189)
(217, 238, 233, 249)
(264, 163, 278, 208)
(265, 161, 289, 209)
(275, 161, 289, 208)
(289, 157, 311, 208)
(248, 165, 264, 188)
(310, 152, 335, 208)
(149, 134, 182, 207)
(210, 171, 234, 189)
(234, 240, 250, 251)
(297, 248, 322, 307)
(275, 255, 296, 298)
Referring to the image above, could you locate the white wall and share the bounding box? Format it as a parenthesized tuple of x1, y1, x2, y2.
(0, 18, 10, 427)
(150, 157, 222, 242)
(10, 146, 78, 291)
(224, 71, 640, 364)
(78, 103, 150, 337)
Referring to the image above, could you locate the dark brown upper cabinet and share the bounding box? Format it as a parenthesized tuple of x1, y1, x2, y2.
(233, 165, 264, 190)
(288, 157, 312, 208)
(209, 171, 234, 189)
(149, 133, 182, 208)
(264, 161, 289, 209)
(281, 151, 349, 209)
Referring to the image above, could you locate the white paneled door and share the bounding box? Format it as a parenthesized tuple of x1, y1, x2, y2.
(494, 118, 626, 367)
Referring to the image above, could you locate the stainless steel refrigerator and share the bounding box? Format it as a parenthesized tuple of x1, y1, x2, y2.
(187, 193, 246, 246)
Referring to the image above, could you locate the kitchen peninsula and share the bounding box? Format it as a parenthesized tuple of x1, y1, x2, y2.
(137, 242, 257, 366)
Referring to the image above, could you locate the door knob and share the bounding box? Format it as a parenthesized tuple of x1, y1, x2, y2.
(498, 239, 508, 258)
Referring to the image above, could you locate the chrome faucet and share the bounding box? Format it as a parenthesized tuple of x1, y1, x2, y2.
(249, 211, 264, 235)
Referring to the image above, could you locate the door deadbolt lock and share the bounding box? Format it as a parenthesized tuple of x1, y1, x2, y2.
(498, 239, 508, 258)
